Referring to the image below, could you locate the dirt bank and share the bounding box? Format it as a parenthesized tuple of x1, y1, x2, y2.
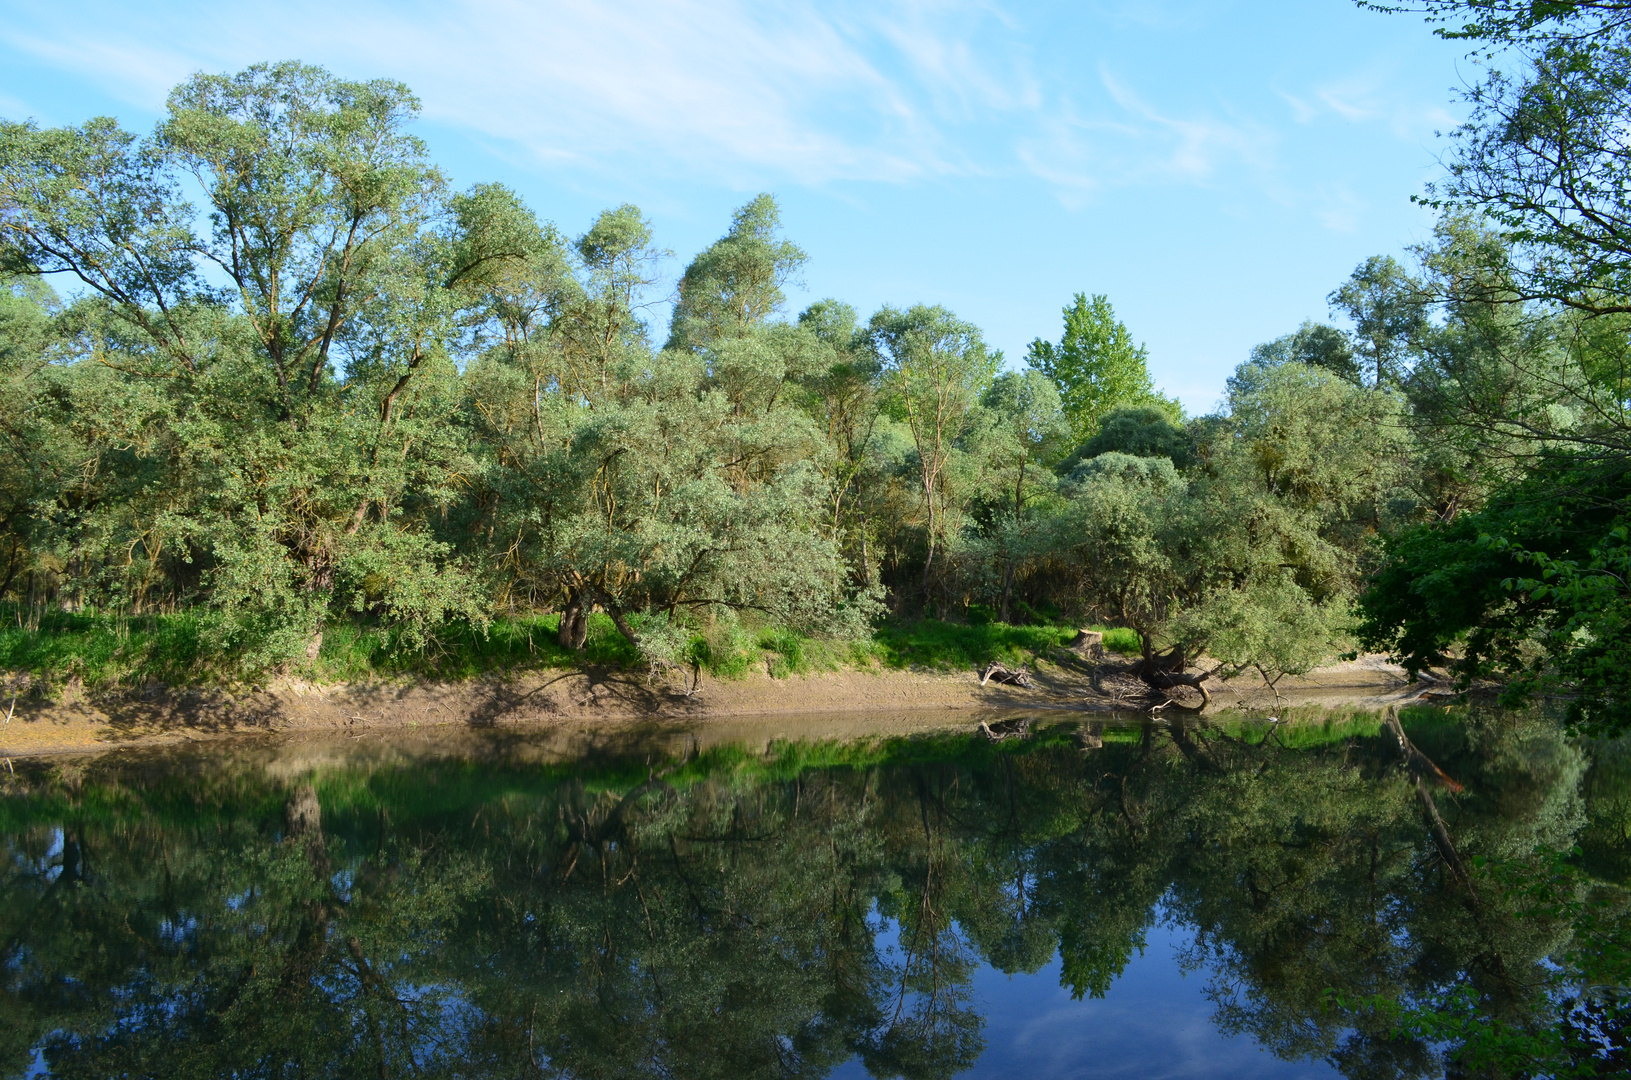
(0, 654, 1428, 758)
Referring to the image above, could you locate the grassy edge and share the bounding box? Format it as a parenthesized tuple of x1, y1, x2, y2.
(0, 607, 1141, 697)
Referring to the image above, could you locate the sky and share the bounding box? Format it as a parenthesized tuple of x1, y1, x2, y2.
(0, 0, 1475, 413)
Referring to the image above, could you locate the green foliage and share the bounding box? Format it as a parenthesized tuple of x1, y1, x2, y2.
(1034, 364, 1382, 673)
(666, 192, 806, 353)
(1249, 320, 1361, 385)
(1070, 404, 1193, 468)
(1026, 292, 1179, 444)
(1361, 453, 1631, 733)
(1328, 255, 1426, 387)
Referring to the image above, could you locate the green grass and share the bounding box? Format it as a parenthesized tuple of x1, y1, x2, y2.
(0, 603, 1141, 694)
(866, 618, 1138, 671)
(0, 606, 642, 691)
(311, 612, 639, 680)
(0, 606, 216, 689)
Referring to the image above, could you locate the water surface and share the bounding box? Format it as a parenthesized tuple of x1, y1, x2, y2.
(1, 709, 1622, 1078)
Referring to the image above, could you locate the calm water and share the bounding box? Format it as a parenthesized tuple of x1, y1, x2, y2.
(1, 709, 1624, 1079)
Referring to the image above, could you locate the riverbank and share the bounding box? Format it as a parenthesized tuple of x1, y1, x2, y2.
(0, 654, 1428, 758)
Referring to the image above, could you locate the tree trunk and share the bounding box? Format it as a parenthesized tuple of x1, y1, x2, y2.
(557, 590, 588, 651)
(602, 602, 642, 653)
(858, 512, 871, 588)
(1131, 640, 1216, 710)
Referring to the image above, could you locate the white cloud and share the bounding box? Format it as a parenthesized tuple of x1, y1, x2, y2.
(0, 0, 1456, 218)
(1015, 69, 1277, 204)
(1, 0, 1043, 186)
(1278, 62, 1459, 140)
(1311, 184, 1367, 233)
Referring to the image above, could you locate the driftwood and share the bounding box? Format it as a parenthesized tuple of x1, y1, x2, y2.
(978, 717, 1031, 742)
(979, 663, 1034, 689)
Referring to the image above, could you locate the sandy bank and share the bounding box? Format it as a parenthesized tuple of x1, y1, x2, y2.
(0, 655, 1430, 758)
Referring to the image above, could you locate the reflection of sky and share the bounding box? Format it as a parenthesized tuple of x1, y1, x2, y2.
(831, 920, 1338, 1080)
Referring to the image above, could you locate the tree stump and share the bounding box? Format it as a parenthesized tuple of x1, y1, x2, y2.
(1064, 630, 1104, 660)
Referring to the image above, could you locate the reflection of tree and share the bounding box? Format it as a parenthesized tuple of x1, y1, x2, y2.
(858, 777, 983, 1080)
(0, 709, 1620, 1079)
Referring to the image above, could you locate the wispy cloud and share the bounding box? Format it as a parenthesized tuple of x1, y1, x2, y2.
(1014, 69, 1278, 207)
(1277, 62, 1459, 139)
(1, 0, 1041, 186)
(0, 0, 1455, 219)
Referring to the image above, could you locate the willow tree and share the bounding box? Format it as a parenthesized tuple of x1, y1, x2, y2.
(466, 195, 872, 662)
(0, 63, 523, 660)
(869, 305, 998, 598)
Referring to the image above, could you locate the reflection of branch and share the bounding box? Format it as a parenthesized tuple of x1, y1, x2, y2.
(1384, 708, 1478, 902)
(1118, 775, 1142, 839)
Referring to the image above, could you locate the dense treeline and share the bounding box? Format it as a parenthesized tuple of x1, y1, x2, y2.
(0, 61, 1384, 691)
(5, 0, 1631, 725)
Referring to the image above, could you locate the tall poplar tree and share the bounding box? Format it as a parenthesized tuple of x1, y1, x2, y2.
(1026, 293, 1176, 444)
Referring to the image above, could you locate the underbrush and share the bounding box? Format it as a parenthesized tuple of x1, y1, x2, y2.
(0, 603, 1140, 694)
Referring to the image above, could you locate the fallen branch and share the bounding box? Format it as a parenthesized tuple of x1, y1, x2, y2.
(979, 663, 1033, 689)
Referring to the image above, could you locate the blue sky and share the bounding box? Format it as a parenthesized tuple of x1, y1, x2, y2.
(0, 0, 1472, 413)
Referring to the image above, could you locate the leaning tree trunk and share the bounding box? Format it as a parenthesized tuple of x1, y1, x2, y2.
(1130, 640, 1217, 710)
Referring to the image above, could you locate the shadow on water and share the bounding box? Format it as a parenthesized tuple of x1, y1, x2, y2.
(0, 706, 1626, 1078)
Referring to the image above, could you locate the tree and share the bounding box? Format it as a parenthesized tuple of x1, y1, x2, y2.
(1249, 321, 1362, 385)
(964, 369, 1070, 621)
(798, 299, 887, 589)
(0, 276, 74, 605)
(666, 193, 806, 355)
(1032, 359, 1398, 702)
(1328, 256, 1427, 388)
(1360, 452, 1631, 733)
(1067, 404, 1192, 469)
(468, 197, 869, 663)
(1390, 2, 1631, 316)
(1026, 293, 1177, 444)
(1355, 1, 1631, 732)
(869, 305, 999, 599)
(0, 63, 506, 661)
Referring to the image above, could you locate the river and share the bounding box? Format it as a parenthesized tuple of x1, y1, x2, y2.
(1, 706, 1624, 1078)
